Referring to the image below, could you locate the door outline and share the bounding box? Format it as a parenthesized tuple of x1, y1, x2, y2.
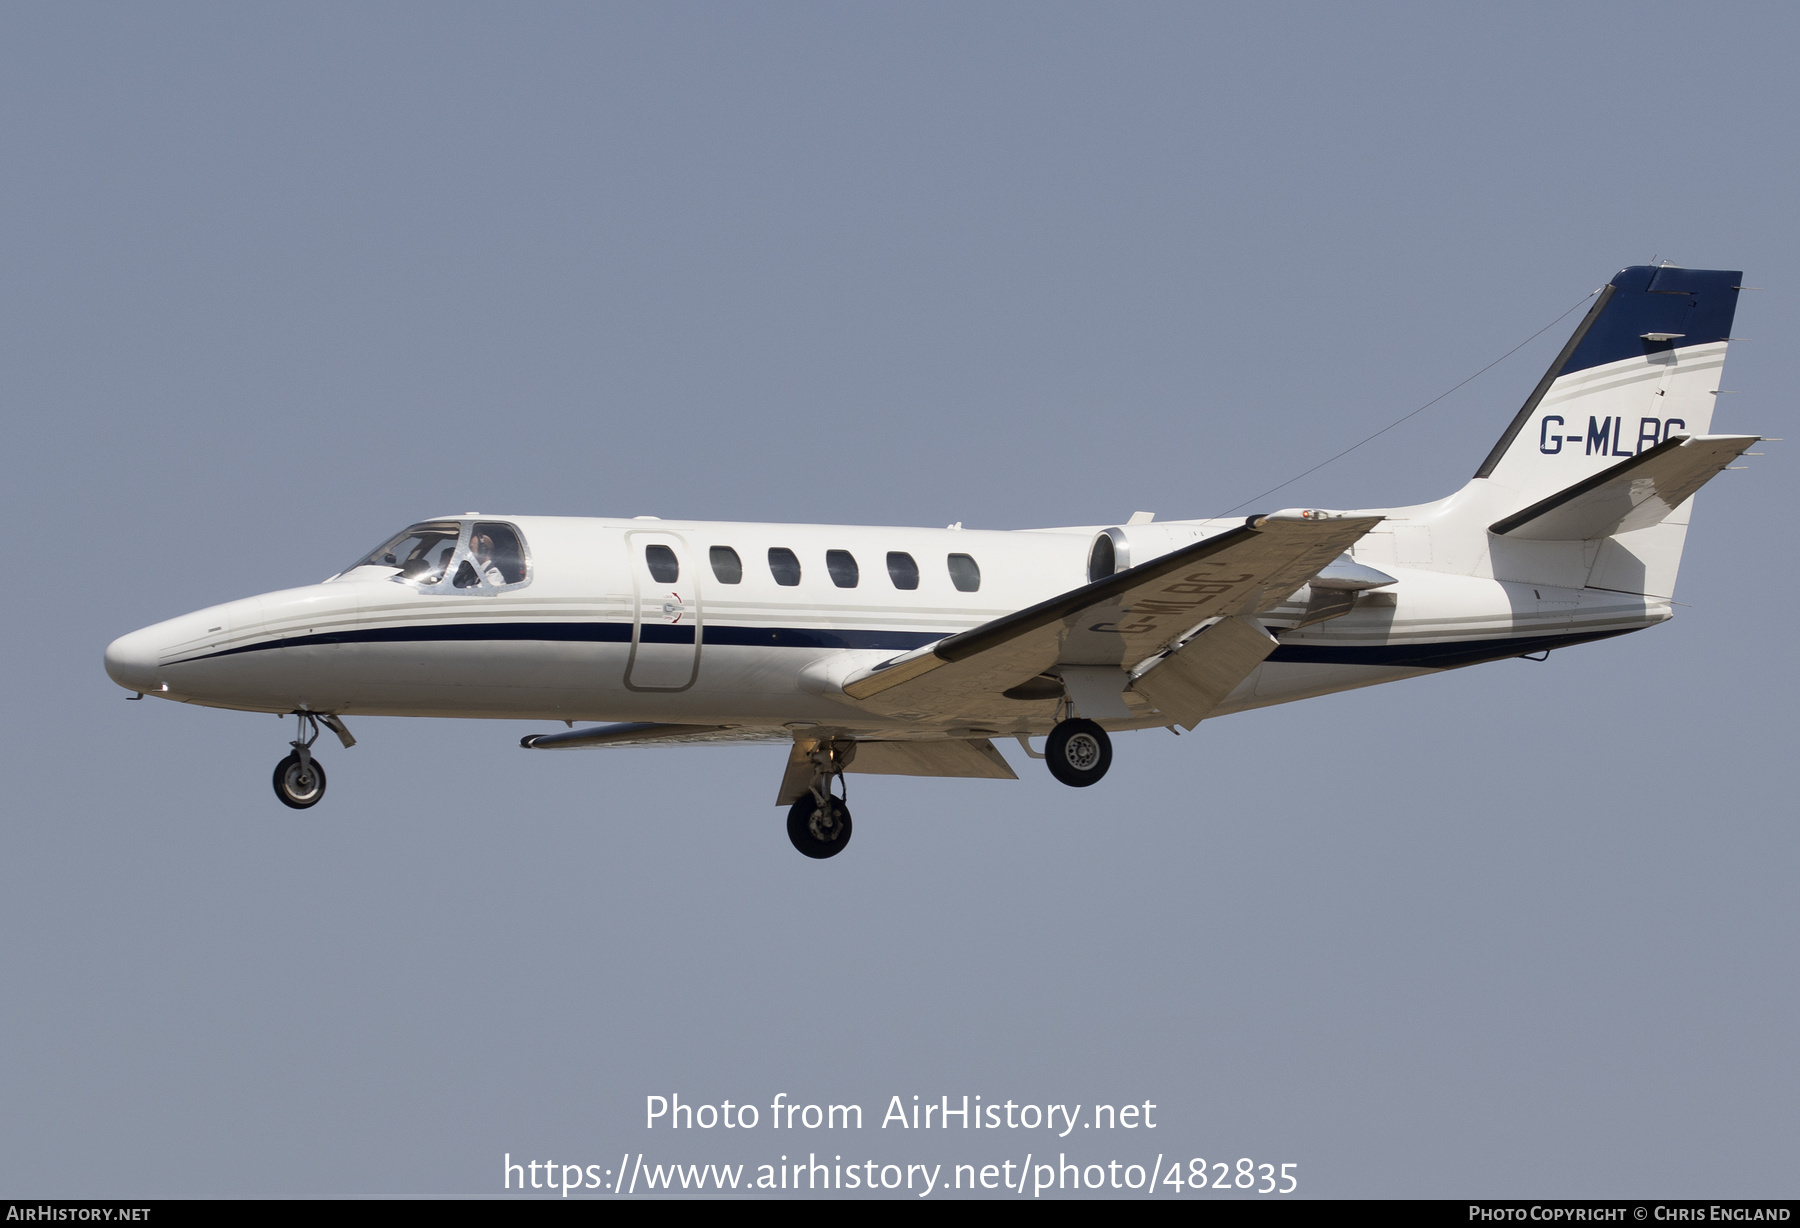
(624, 531, 702, 692)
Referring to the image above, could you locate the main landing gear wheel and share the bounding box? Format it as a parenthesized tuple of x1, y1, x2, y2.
(787, 796, 853, 859)
(273, 752, 327, 809)
(1045, 717, 1112, 787)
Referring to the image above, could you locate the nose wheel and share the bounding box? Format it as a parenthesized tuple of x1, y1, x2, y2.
(271, 712, 331, 809)
(1045, 717, 1112, 787)
(273, 752, 327, 808)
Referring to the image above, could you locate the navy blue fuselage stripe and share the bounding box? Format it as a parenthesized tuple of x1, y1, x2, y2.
(1562, 265, 1740, 376)
(701, 626, 944, 650)
(193, 622, 631, 658)
(185, 622, 947, 661)
(1267, 627, 1630, 669)
(180, 622, 1636, 672)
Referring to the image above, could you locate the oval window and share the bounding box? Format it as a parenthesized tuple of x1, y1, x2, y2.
(886, 551, 919, 590)
(768, 547, 802, 586)
(709, 546, 743, 584)
(645, 544, 679, 583)
(826, 550, 859, 588)
(947, 553, 981, 592)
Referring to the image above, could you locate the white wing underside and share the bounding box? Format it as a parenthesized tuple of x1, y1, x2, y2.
(520, 723, 793, 749)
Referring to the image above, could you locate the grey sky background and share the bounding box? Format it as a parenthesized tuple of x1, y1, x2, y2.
(2, 2, 1794, 1198)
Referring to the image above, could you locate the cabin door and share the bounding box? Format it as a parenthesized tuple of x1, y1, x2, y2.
(625, 531, 702, 691)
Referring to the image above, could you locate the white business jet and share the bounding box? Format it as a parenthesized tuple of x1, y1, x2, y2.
(105, 265, 1760, 858)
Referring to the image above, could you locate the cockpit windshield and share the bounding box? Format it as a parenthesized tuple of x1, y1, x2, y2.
(345, 520, 530, 592)
(351, 522, 464, 582)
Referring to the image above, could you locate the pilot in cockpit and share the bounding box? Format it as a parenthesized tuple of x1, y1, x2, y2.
(471, 533, 506, 587)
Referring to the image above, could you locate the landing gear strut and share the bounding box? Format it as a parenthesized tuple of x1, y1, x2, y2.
(273, 713, 328, 809)
(1045, 717, 1112, 787)
(787, 741, 853, 859)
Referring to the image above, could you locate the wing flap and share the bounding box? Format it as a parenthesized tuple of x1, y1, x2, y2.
(1131, 615, 1280, 729)
(1490, 434, 1759, 540)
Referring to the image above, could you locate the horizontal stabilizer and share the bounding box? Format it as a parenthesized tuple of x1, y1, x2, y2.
(1489, 434, 1758, 541)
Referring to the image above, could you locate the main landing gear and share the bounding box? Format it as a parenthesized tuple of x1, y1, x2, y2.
(1045, 717, 1112, 788)
(787, 741, 853, 859)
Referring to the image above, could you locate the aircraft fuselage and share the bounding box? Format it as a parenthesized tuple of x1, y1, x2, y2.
(104, 512, 1665, 735)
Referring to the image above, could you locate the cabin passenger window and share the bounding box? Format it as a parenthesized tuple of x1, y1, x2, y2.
(768, 547, 802, 586)
(886, 552, 919, 590)
(709, 546, 743, 584)
(947, 553, 981, 592)
(644, 544, 680, 583)
(826, 550, 859, 588)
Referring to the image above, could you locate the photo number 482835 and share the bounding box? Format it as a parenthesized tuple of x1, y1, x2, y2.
(1181, 1158, 1298, 1193)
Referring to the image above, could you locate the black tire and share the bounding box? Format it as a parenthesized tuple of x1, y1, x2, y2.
(787, 795, 853, 859)
(273, 752, 327, 809)
(1045, 718, 1112, 787)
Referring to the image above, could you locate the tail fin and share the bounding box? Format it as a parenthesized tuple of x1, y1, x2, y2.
(1473, 264, 1746, 599)
(1476, 264, 1741, 498)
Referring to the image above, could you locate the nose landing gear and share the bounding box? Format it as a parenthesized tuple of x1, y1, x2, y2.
(273, 750, 327, 809)
(271, 712, 352, 809)
(786, 740, 853, 859)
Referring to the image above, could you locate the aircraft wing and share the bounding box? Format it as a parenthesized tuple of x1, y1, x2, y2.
(521, 722, 791, 749)
(840, 511, 1382, 721)
(775, 735, 1016, 803)
(1490, 434, 1759, 540)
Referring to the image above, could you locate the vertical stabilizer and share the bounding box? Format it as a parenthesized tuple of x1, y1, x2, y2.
(1476, 265, 1740, 500)
(1472, 265, 1744, 599)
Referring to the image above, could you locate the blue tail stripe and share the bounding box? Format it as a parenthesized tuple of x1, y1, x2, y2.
(1563, 265, 1740, 376)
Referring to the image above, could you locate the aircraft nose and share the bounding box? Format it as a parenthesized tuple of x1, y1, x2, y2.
(104, 627, 162, 694)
